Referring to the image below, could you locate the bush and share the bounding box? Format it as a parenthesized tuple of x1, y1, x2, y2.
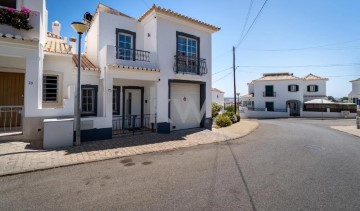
(223, 111, 234, 118)
(215, 114, 232, 128)
(225, 106, 235, 113)
(212, 103, 223, 118)
(235, 114, 241, 122)
(0, 7, 34, 30)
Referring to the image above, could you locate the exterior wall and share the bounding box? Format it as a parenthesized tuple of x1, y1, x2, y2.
(156, 15, 213, 123)
(240, 109, 290, 119)
(85, 13, 100, 66)
(212, 91, 224, 105)
(303, 80, 327, 102)
(252, 80, 304, 109)
(301, 110, 356, 119)
(349, 81, 360, 102)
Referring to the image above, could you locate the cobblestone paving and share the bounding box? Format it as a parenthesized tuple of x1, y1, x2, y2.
(0, 120, 258, 176)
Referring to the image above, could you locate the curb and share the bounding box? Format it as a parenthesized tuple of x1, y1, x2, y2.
(0, 122, 259, 177)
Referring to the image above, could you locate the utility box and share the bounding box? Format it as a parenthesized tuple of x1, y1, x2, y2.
(43, 118, 74, 149)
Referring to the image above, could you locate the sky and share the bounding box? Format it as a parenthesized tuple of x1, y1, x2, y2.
(47, 0, 360, 98)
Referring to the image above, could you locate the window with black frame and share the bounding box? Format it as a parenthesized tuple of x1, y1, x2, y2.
(177, 35, 198, 74)
(117, 30, 135, 61)
(0, 0, 17, 8)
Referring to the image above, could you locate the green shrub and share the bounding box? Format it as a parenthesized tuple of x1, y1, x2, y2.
(225, 106, 235, 113)
(223, 111, 234, 118)
(215, 114, 232, 128)
(235, 114, 241, 122)
(212, 103, 223, 118)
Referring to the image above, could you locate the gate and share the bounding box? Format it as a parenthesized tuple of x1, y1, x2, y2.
(0, 106, 23, 134)
(112, 114, 156, 136)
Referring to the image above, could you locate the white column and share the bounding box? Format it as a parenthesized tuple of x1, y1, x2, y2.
(24, 52, 42, 117)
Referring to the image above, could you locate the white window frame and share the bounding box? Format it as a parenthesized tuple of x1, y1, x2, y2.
(82, 88, 96, 115)
(117, 32, 133, 61)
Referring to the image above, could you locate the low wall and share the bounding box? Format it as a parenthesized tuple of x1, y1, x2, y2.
(240, 110, 289, 119)
(301, 111, 357, 118)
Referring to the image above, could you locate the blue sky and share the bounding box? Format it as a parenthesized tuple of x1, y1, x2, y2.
(47, 0, 360, 98)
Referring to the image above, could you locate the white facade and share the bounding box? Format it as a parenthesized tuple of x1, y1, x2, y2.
(211, 88, 225, 106)
(0, 2, 219, 147)
(241, 73, 329, 118)
(349, 78, 360, 104)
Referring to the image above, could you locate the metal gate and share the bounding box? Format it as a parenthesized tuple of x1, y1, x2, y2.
(0, 106, 23, 134)
(112, 114, 156, 136)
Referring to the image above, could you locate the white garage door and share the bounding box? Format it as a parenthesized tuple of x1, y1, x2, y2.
(170, 83, 201, 131)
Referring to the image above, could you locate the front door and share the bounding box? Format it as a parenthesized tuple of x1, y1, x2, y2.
(124, 89, 142, 129)
(0, 72, 24, 131)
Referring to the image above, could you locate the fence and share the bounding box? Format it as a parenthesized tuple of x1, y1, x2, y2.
(112, 114, 156, 136)
(0, 106, 23, 134)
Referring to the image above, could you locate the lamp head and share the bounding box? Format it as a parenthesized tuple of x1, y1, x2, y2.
(71, 22, 88, 34)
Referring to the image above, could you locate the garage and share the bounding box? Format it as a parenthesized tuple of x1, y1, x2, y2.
(170, 83, 202, 131)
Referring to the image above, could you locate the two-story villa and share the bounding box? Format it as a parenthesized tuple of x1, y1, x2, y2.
(0, 1, 220, 148)
(241, 72, 328, 117)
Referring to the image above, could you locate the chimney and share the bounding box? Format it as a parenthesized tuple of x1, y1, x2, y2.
(69, 37, 77, 54)
(52, 21, 61, 36)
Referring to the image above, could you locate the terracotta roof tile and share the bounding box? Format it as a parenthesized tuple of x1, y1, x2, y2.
(73, 55, 100, 71)
(212, 88, 224, 93)
(0, 33, 39, 42)
(255, 73, 302, 81)
(304, 73, 328, 80)
(139, 5, 220, 32)
(241, 94, 254, 98)
(44, 39, 71, 54)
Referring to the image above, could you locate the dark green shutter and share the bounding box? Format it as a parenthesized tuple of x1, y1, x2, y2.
(288, 85, 291, 92)
(315, 85, 318, 92)
(307, 86, 310, 92)
(296, 85, 299, 91)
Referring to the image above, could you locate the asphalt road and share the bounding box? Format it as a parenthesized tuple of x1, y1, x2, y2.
(1, 119, 360, 211)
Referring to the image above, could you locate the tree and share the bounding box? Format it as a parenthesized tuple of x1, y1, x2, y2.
(327, 96, 337, 102)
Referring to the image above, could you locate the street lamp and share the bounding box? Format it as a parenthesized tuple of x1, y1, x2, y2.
(71, 22, 88, 146)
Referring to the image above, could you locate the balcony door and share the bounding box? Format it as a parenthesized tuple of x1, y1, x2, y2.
(116, 29, 136, 61)
(176, 32, 200, 74)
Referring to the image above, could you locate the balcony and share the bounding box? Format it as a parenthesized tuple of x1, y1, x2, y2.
(263, 92, 276, 97)
(102, 45, 158, 70)
(173, 54, 207, 75)
(0, 7, 40, 41)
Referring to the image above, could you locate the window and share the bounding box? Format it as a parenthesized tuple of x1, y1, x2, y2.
(264, 85, 275, 97)
(43, 75, 58, 103)
(81, 85, 98, 116)
(288, 85, 299, 92)
(113, 86, 120, 115)
(176, 32, 200, 74)
(116, 29, 135, 61)
(307, 85, 318, 92)
(0, 0, 17, 8)
(265, 102, 274, 112)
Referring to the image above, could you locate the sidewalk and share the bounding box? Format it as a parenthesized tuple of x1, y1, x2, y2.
(0, 120, 258, 176)
(331, 125, 360, 138)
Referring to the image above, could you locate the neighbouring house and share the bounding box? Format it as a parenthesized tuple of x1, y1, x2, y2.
(211, 88, 224, 106)
(0, 1, 220, 148)
(349, 78, 360, 104)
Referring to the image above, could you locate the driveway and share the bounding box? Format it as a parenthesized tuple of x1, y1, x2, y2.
(1, 119, 360, 210)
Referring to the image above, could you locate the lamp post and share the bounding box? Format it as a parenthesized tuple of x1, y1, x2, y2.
(71, 22, 88, 146)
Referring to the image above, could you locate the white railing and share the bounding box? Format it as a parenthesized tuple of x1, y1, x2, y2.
(0, 106, 23, 133)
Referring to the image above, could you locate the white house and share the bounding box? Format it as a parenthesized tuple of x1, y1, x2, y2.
(349, 78, 360, 104)
(241, 73, 329, 117)
(211, 88, 224, 106)
(0, 1, 220, 147)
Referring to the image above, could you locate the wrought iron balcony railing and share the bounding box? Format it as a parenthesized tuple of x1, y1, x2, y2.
(263, 92, 276, 97)
(116, 48, 150, 62)
(173, 54, 207, 75)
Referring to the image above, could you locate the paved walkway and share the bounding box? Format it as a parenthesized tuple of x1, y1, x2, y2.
(331, 125, 360, 137)
(0, 120, 258, 176)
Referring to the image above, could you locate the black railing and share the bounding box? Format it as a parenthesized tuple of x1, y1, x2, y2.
(263, 92, 276, 97)
(248, 107, 266, 111)
(116, 48, 150, 62)
(112, 114, 156, 136)
(173, 54, 207, 75)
